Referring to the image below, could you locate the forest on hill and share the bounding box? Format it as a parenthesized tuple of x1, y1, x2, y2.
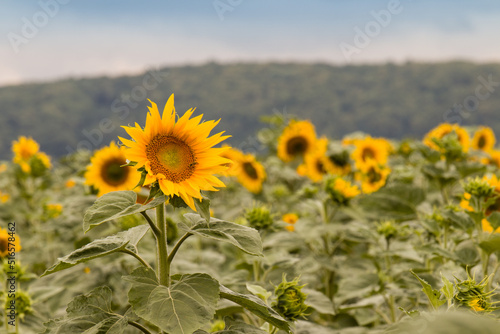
(1, 61, 500, 159)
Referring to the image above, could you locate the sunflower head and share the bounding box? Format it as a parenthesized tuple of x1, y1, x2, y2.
(85, 141, 141, 197)
(272, 275, 309, 321)
(0, 227, 21, 257)
(12, 136, 39, 161)
(326, 177, 360, 205)
(423, 123, 470, 153)
(454, 275, 496, 313)
(220, 145, 245, 176)
(351, 136, 389, 172)
(472, 126, 496, 152)
(481, 150, 500, 168)
(356, 161, 391, 194)
(0, 191, 10, 204)
(120, 95, 230, 210)
(277, 120, 317, 162)
(297, 137, 330, 182)
(235, 153, 266, 194)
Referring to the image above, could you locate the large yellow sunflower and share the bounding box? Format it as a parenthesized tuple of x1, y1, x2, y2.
(85, 141, 141, 197)
(356, 161, 391, 194)
(472, 126, 496, 152)
(423, 123, 470, 153)
(277, 120, 317, 162)
(235, 153, 266, 194)
(0, 227, 21, 257)
(351, 136, 389, 172)
(120, 95, 230, 210)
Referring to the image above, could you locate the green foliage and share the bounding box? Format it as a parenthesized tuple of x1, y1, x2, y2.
(182, 214, 263, 256)
(124, 268, 220, 334)
(83, 191, 166, 232)
(41, 225, 150, 276)
(42, 286, 128, 334)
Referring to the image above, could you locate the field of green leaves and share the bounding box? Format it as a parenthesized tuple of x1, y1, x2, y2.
(2, 94, 500, 334)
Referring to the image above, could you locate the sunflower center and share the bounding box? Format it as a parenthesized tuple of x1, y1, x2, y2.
(367, 167, 382, 183)
(286, 136, 308, 156)
(0, 237, 7, 254)
(362, 148, 375, 161)
(101, 158, 129, 186)
(243, 162, 258, 180)
(478, 135, 486, 149)
(146, 135, 196, 183)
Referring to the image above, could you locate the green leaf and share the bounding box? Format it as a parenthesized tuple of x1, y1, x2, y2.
(440, 273, 454, 301)
(410, 270, 445, 310)
(42, 287, 128, 334)
(219, 284, 291, 332)
(442, 210, 475, 233)
(246, 283, 272, 303)
(302, 289, 336, 315)
(124, 267, 220, 334)
(479, 234, 500, 254)
(194, 197, 211, 223)
(486, 212, 500, 231)
(41, 225, 149, 277)
(182, 214, 263, 256)
(83, 190, 166, 232)
(215, 319, 268, 334)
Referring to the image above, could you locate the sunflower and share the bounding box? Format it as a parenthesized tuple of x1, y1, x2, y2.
(277, 120, 317, 162)
(461, 174, 500, 233)
(351, 136, 389, 172)
(12, 136, 39, 161)
(282, 213, 298, 232)
(356, 161, 391, 194)
(235, 153, 266, 194)
(325, 150, 351, 176)
(472, 126, 496, 152)
(220, 145, 245, 176)
(481, 150, 500, 168)
(297, 137, 330, 182)
(84, 141, 141, 197)
(0, 191, 9, 203)
(326, 177, 360, 204)
(0, 227, 21, 257)
(423, 123, 470, 153)
(120, 94, 230, 210)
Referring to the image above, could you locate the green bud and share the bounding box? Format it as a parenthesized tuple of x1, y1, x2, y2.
(272, 275, 309, 321)
(377, 221, 398, 240)
(245, 206, 274, 231)
(5, 290, 33, 320)
(210, 319, 225, 332)
(463, 177, 495, 199)
(453, 274, 496, 312)
(118, 214, 143, 230)
(166, 217, 178, 245)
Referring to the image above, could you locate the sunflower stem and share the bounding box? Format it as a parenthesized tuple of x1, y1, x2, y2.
(167, 232, 192, 265)
(140, 211, 161, 238)
(156, 202, 170, 287)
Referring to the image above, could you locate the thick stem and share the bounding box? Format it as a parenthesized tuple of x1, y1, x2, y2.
(156, 203, 170, 287)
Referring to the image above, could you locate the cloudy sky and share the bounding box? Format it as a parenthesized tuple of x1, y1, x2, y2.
(1, 0, 499, 86)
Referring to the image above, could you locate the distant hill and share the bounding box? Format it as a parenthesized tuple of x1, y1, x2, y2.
(1, 61, 500, 159)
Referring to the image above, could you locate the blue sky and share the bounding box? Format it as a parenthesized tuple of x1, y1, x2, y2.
(1, 0, 499, 86)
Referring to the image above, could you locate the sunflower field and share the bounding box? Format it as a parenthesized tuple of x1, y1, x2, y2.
(3, 94, 500, 334)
